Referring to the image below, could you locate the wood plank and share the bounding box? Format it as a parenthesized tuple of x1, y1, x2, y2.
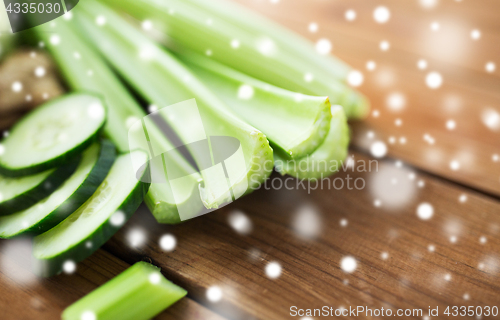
(104, 152, 500, 320)
(231, 0, 500, 196)
(0, 243, 227, 320)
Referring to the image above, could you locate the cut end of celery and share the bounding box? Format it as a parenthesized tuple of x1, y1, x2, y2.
(199, 129, 274, 209)
(62, 261, 187, 320)
(145, 179, 206, 224)
(274, 106, 349, 179)
(283, 96, 332, 158)
(146, 199, 181, 224)
(244, 131, 275, 191)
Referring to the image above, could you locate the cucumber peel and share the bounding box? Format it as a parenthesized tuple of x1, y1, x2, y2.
(0, 141, 116, 238)
(62, 261, 186, 320)
(0, 93, 107, 177)
(33, 150, 150, 277)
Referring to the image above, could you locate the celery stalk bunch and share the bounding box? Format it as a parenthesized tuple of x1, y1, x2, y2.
(31, 0, 367, 222)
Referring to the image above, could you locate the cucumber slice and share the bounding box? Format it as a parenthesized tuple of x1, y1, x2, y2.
(62, 261, 187, 320)
(0, 161, 78, 216)
(0, 93, 107, 177)
(0, 141, 116, 238)
(33, 150, 150, 277)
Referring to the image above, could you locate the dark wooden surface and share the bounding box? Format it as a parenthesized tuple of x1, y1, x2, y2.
(105, 154, 500, 319)
(1, 0, 500, 319)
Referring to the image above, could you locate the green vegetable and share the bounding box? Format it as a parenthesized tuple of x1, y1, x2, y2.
(102, 0, 369, 119)
(61, 261, 186, 320)
(275, 106, 349, 179)
(33, 151, 150, 277)
(0, 93, 106, 177)
(33, 15, 201, 223)
(0, 141, 115, 238)
(0, 161, 78, 216)
(178, 51, 332, 159)
(74, 0, 274, 209)
(179, 52, 349, 178)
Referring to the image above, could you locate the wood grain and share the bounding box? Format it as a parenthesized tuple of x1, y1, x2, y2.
(104, 152, 500, 319)
(0, 243, 226, 320)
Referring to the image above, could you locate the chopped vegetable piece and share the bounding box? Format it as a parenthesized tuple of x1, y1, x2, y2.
(275, 106, 349, 179)
(0, 162, 78, 216)
(0, 93, 106, 177)
(102, 0, 369, 119)
(178, 51, 332, 159)
(33, 150, 150, 276)
(0, 141, 115, 238)
(33, 15, 201, 223)
(74, 0, 274, 209)
(62, 261, 186, 320)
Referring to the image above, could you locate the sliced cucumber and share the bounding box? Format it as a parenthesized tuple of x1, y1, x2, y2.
(0, 141, 116, 238)
(0, 93, 107, 177)
(0, 162, 78, 216)
(33, 150, 150, 277)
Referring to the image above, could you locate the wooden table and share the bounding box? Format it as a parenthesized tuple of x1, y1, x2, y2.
(1, 0, 499, 319)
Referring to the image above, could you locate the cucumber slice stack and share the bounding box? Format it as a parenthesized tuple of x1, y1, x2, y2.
(0, 141, 116, 238)
(34, 151, 150, 276)
(0, 93, 151, 277)
(0, 162, 78, 216)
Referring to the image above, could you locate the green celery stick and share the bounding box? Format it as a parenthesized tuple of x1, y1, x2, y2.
(62, 261, 187, 320)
